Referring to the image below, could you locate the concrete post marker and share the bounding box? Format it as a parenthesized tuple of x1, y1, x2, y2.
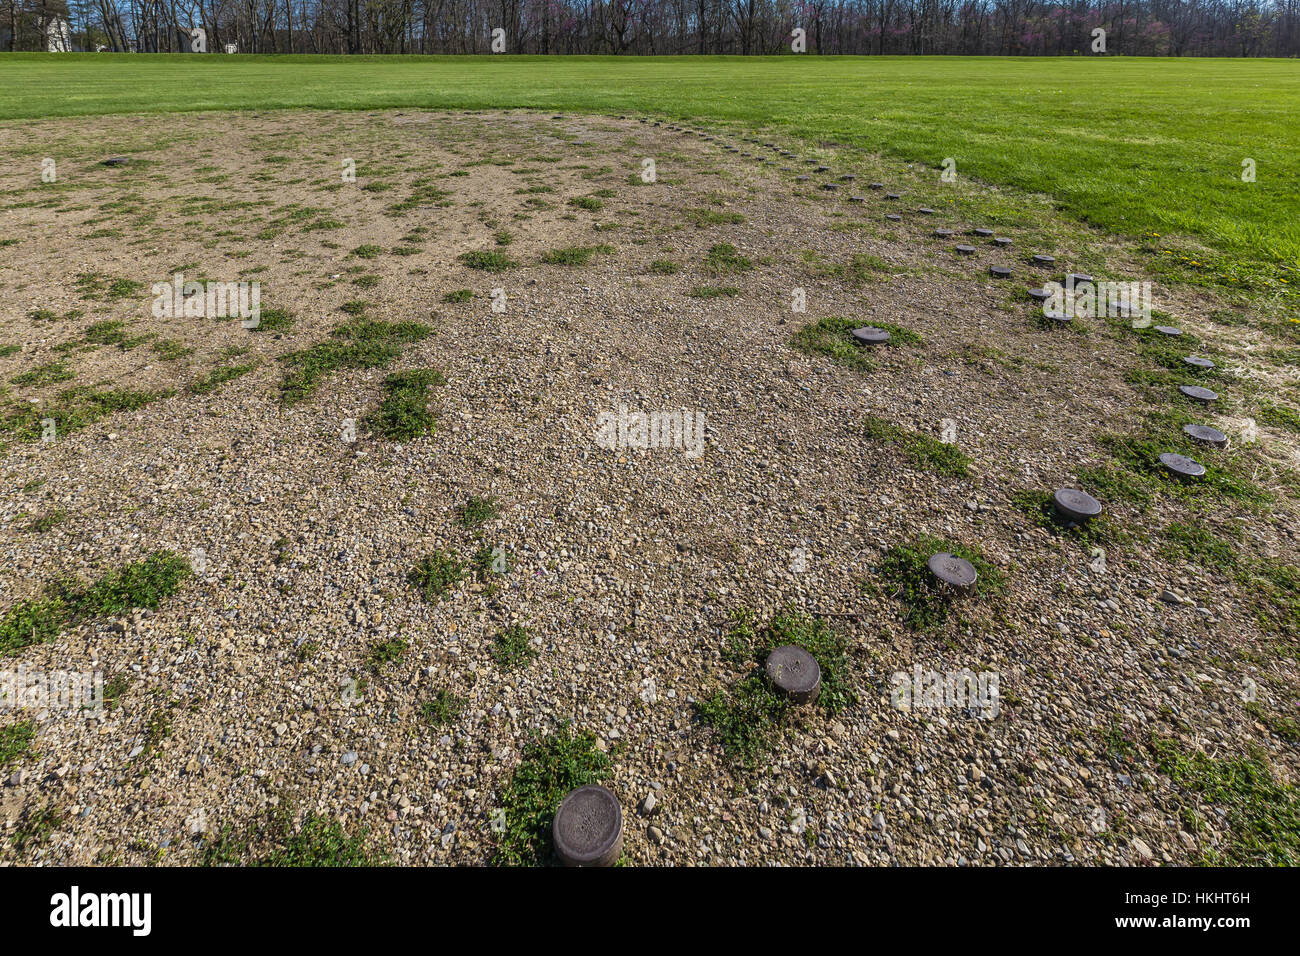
(1053, 488, 1103, 524)
(1179, 384, 1219, 404)
(928, 552, 978, 591)
(852, 326, 891, 345)
(1159, 453, 1206, 479)
(1183, 424, 1228, 447)
(553, 785, 624, 867)
(766, 646, 821, 704)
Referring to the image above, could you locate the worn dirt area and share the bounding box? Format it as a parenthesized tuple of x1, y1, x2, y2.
(0, 110, 1297, 866)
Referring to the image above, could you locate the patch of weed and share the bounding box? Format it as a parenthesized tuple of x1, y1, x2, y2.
(494, 724, 611, 866)
(364, 368, 446, 441)
(407, 551, 465, 602)
(862, 414, 970, 477)
(874, 536, 1005, 630)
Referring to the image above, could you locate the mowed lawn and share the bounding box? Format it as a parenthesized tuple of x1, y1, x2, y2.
(2, 53, 1298, 274)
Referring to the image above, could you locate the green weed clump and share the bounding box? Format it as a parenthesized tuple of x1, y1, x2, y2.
(365, 369, 446, 441)
(790, 316, 922, 371)
(0, 551, 191, 657)
(494, 724, 611, 866)
(861, 414, 970, 477)
(874, 536, 1005, 630)
(278, 310, 432, 404)
(407, 551, 465, 602)
(698, 610, 855, 768)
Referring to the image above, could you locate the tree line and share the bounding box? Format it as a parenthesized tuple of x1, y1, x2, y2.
(6, 0, 1300, 56)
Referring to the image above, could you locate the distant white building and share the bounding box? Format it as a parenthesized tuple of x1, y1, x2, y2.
(46, 17, 72, 52)
(224, 42, 237, 54)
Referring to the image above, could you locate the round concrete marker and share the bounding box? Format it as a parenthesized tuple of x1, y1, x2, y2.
(1183, 424, 1228, 447)
(1064, 273, 1094, 286)
(849, 195, 866, 204)
(796, 175, 810, 182)
(928, 553, 978, 591)
(955, 244, 976, 255)
(1028, 288, 1051, 302)
(917, 207, 935, 215)
(1179, 384, 1218, 404)
(1159, 453, 1206, 479)
(820, 183, 838, 191)
(1053, 488, 1102, 524)
(993, 237, 1013, 247)
(840, 175, 856, 182)
(852, 326, 891, 345)
(934, 228, 954, 238)
(766, 646, 821, 704)
(1043, 310, 1072, 324)
(990, 266, 1012, 279)
(553, 785, 623, 867)
(102, 157, 130, 166)
(973, 228, 994, 238)
(1154, 325, 1182, 336)
(1031, 254, 1055, 267)
(1184, 356, 1215, 370)
(885, 193, 901, 200)
(869, 182, 885, 190)
(885, 213, 902, 222)
(815, 166, 830, 173)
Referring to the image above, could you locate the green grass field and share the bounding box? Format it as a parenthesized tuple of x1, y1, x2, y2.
(2, 53, 1298, 278)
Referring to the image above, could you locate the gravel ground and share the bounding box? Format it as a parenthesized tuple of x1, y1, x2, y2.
(0, 109, 1296, 866)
